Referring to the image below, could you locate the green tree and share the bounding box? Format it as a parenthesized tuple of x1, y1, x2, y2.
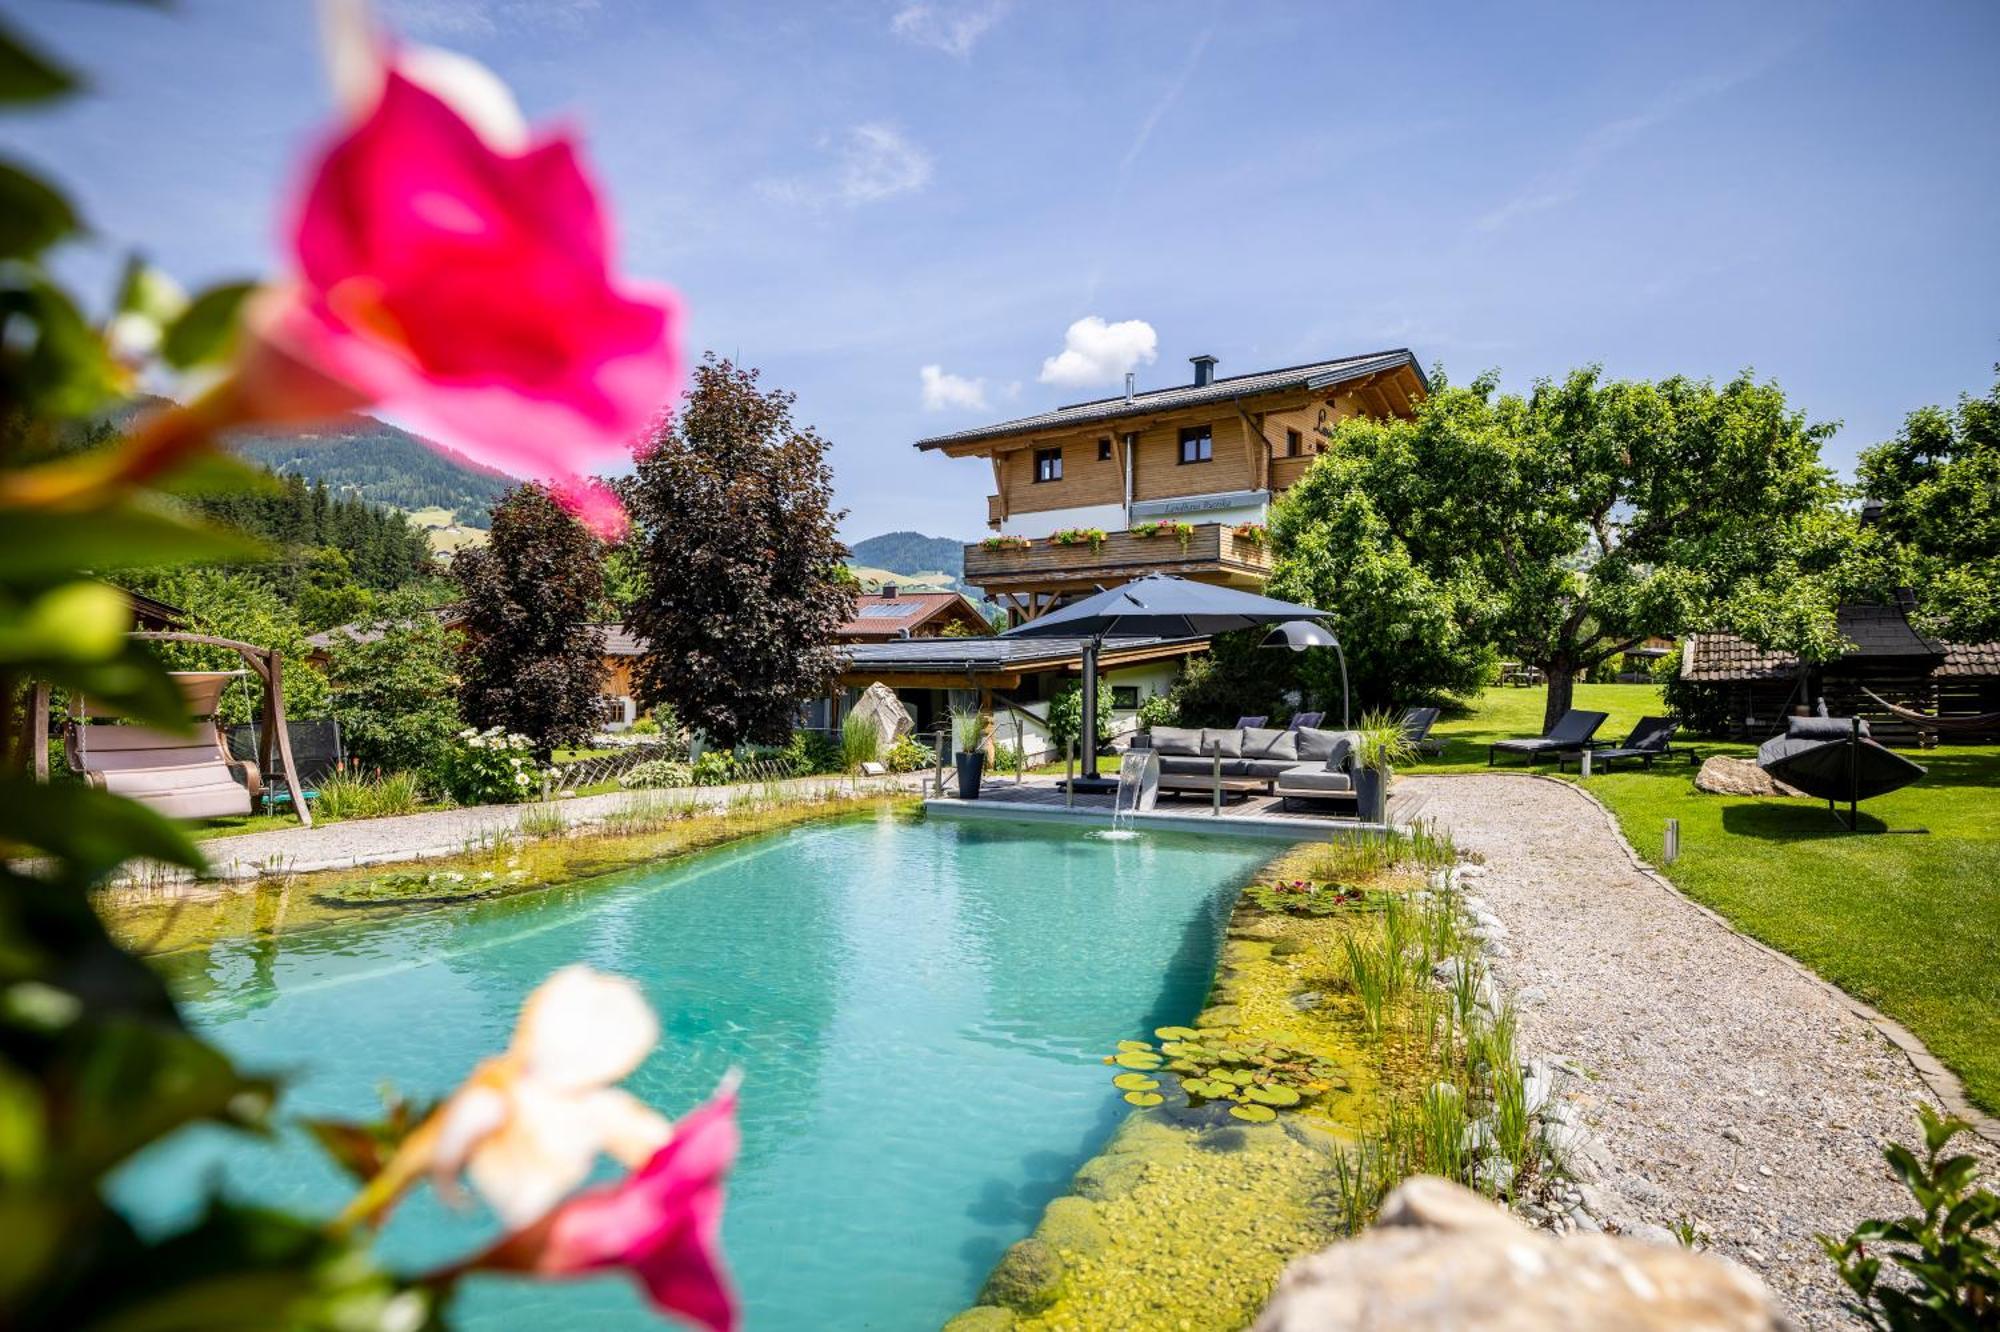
(322, 590, 462, 774)
(625, 355, 856, 747)
(119, 567, 332, 722)
(1306, 367, 1837, 732)
(451, 483, 607, 757)
(1046, 675, 1111, 754)
(1855, 369, 2000, 642)
(1270, 444, 1495, 708)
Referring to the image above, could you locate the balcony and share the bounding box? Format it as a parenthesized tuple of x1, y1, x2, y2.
(1268, 453, 1315, 493)
(963, 521, 1272, 598)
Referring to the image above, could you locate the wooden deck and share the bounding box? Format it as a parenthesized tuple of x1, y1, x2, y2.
(923, 775, 1432, 841)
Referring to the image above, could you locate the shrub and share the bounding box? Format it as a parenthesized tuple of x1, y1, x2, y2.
(690, 749, 735, 786)
(1136, 694, 1179, 730)
(993, 744, 1024, 774)
(617, 759, 693, 789)
(432, 727, 553, 806)
(779, 728, 841, 775)
(324, 590, 463, 774)
(1046, 676, 1110, 755)
(314, 767, 425, 821)
(884, 733, 935, 773)
(1661, 668, 1735, 738)
(1820, 1104, 1999, 1330)
(629, 715, 661, 735)
(839, 710, 881, 771)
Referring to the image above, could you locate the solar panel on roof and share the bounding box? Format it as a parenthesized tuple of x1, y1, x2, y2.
(858, 603, 918, 618)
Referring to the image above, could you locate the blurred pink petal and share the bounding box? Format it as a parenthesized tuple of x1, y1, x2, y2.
(250, 66, 679, 492)
(551, 475, 630, 542)
(475, 1080, 740, 1332)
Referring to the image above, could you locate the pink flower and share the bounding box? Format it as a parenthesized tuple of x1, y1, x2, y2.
(251, 56, 679, 536)
(473, 1079, 741, 1332)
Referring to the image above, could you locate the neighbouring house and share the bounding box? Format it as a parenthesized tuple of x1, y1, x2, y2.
(121, 588, 187, 632)
(835, 588, 992, 643)
(915, 348, 1428, 625)
(1679, 597, 2000, 745)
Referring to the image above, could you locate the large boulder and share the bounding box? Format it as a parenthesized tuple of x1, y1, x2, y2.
(848, 681, 914, 750)
(1695, 755, 1803, 798)
(1252, 1176, 1792, 1331)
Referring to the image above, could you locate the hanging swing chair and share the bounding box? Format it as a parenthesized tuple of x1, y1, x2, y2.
(29, 632, 313, 826)
(1756, 714, 1926, 831)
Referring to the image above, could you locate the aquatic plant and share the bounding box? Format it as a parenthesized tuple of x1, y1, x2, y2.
(840, 709, 881, 772)
(1242, 879, 1366, 917)
(313, 867, 528, 909)
(1103, 1028, 1344, 1118)
(619, 758, 695, 789)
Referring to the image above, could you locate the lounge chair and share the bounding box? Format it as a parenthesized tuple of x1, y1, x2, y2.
(1399, 706, 1443, 756)
(1487, 709, 1608, 766)
(1288, 711, 1324, 730)
(1556, 716, 1684, 771)
(1234, 715, 1268, 729)
(1758, 715, 1925, 829)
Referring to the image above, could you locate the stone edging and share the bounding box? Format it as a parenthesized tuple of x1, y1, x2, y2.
(1428, 770, 2000, 1145)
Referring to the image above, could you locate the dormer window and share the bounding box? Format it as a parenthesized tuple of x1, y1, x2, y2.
(1178, 426, 1212, 465)
(1033, 447, 1063, 483)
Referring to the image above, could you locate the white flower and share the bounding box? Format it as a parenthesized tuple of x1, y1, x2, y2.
(459, 729, 478, 740)
(480, 871, 495, 881)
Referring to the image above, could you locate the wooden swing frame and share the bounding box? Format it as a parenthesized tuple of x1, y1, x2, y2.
(29, 631, 313, 827)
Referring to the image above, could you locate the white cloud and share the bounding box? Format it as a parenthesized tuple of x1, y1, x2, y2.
(890, 1, 1010, 57)
(1038, 317, 1159, 388)
(919, 364, 989, 411)
(761, 123, 933, 210)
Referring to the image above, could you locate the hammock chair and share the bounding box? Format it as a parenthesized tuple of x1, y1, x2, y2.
(1757, 715, 1925, 831)
(30, 632, 312, 826)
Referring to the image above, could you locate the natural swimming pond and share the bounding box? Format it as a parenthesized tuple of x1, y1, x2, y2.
(115, 811, 1277, 1329)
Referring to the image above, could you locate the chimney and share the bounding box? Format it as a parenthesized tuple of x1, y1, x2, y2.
(1124, 372, 1136, 404)
(882, 583, 898, 600)
(1190, 354, 1218, 387)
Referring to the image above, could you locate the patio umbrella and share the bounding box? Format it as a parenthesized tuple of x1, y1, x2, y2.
(1002, 575, 1327, 790)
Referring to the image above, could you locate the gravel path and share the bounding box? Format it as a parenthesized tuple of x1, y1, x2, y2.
(132, 772, 931, 884)
(1402, 772, 1997, 1330)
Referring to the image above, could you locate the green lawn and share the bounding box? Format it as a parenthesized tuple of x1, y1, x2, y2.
(1415, 684, 2000, 1112)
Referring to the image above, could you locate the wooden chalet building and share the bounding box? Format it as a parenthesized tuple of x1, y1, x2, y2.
(835, 589, 991, 643)
(914, 348, 1427, 624)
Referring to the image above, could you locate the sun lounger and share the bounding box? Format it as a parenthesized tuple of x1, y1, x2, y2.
(1288, 711, 1324, 731)
(1234, 715, 1268, 729)
(1556, 715, 1684, 771)
(1487, 709, 1608, 766)
(1399, 706, 1443, 756)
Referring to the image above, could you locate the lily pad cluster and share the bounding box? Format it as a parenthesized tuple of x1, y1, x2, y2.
(312, 867, 530, 909)
(1243, 879, 1367, 917)
(1104, 1027, 1346, 1122)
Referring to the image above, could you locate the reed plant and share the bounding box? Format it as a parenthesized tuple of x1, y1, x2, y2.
(1342, 933, 1389, 1035)
(840, 710, 881, 773)
(314, 767, 424, 821)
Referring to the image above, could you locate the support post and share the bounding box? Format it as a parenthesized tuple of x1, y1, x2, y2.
(1663, 818, 1680, 865)
(1065, 739, 1075, 809)
(1080, 636, 1101, 781)
(934, 730, 946, 796)
(266, 650, 311, 827)
(30, 682, 49, 781)
(1015, 717, 1025, 785)
(1211, 744, 1222, 816)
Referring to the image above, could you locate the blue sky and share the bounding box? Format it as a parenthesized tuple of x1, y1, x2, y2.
(8, 0, 1998, 541)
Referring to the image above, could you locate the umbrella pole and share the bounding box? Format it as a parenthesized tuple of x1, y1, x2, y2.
(1081, 636, 1101, 781)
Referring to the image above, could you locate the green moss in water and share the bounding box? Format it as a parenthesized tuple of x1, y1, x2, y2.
(942, 1308, 1017, 1332)
(980, 1237, 1065, 1313)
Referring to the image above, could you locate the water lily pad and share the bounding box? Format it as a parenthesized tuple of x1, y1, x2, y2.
(1180, 1078, 1232, 1099)
(1115, 1039, 1153, 1054)
(1114, 1051, 1164, 1070)
(1244, 1085, 1302, 1107)
(1122, 1091, 1165, 1107)
(1111, 1073, 1159, 1092)
(1230, 1103, 1277, 1123)
(1154, 1025, 1199, 1041)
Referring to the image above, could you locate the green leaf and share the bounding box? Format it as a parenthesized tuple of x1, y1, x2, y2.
(1110, 1073, 1159, 1093)
(0, 160, 78, 258)
(0, 15, 76, 105)
(0, 497, 265, 576)
(0, 579, 127, 664)
(1113, 1051, 1163, 1071)
(65, 1018, 275, 1180)
(1122, 1091, 1164, 1107)
(0, 780, 204, 881)
(160, 280, 256, 369)
(0, 275, 118, 418)
(1153, 1025, 1199, 1041)
(114, 254, 186, 325)
(26, 639, 191, 733)
(1229, 1103, 1277, 1123)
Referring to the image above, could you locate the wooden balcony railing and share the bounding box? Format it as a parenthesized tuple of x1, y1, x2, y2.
(964, 521, 1271, 589)
(1268, 454, 1315, 493)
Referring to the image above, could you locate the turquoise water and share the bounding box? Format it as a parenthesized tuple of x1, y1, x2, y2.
(115, 812, 1273, 1329)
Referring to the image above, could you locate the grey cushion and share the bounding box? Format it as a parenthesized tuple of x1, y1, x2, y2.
(1293, 727, 1344, 763)
(1788, 715, 1870, 740)
(1277, 765, 1353, 793)
(1201, 728, 1243, 759)
(1240, 727, 1298, 762)
(1149, 726, 1204, 756)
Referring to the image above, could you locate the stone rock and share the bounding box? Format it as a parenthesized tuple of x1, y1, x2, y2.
(1695, 755, 1803, 798)
(943, 1308, 1016, 1332)
(848, 681, 915, 751)
(1252, 1177, 1791, 1332)
(1036, 1196, 1109, 1256)
(1480, 939, 1513, 959)
(1288, 990, 1324, 1011)
(1475, 1157, 1516, 1196)
(979, 1237, 1063, 1313)
(1626, 1222, 1680, 1247)
(1516, 985, 1549, 1008)
(1457, 862, 1489, 880)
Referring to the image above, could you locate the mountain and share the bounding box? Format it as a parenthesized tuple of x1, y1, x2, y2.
(224, 414, 516, 527)
(848, 565, 958, 595)
(847, 531, 964, 582)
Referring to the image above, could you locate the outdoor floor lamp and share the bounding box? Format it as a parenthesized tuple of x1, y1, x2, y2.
(1262, 619, 1349, 728)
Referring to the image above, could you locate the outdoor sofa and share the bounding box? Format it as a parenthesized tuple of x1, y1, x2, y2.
(1487, 709, 1609, 766)
(1131, 725, 1361, 807)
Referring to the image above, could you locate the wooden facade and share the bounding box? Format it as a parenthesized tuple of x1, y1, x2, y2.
(917, 350, 1427, 622)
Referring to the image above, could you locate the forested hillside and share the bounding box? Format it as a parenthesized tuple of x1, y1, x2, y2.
(225, 414, 515, 524)
(848, 531, 964, 580)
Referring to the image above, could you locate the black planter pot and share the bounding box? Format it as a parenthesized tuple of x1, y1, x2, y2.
(955, 751, 985, 800)
(1354, 766, 1389, 822)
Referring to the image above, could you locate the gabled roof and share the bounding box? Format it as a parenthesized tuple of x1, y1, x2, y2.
(913, 349, 1426, 450)
(836, 592, 987, 638)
